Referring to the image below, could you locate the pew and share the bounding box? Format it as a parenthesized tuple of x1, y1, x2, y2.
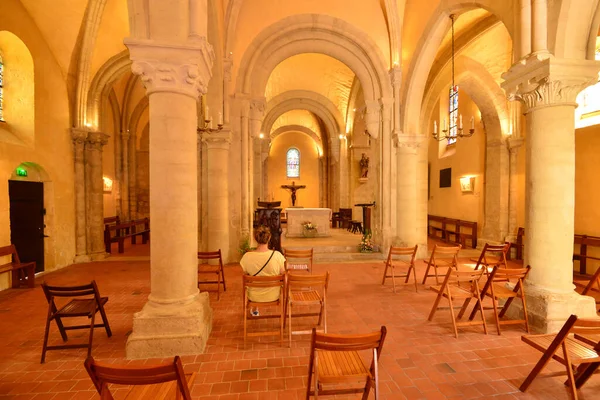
(104, 218, 150, 254)
(103, 216, 120, 227)
(427, 215, 478, 249)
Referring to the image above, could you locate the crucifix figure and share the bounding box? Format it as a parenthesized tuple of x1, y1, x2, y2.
(281, 181, 306, 207)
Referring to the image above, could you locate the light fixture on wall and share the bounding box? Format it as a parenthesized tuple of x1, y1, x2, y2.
(103, 176, 113, 194)
(338, 134, 346, 140)
(259, 132, 265, 139)
(198, 104, 223, 133)
(432, 14, 475, 142)
(459, 176, 475, 193)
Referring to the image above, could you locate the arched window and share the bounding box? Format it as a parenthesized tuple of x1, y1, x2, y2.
(448, 85, 458, 145)
(0, 53, 4, 122)
(286, 148, 300, 178)
(575, 38, 600, 128)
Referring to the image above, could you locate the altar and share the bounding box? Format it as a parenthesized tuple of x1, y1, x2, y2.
(285, 208, 332, 237)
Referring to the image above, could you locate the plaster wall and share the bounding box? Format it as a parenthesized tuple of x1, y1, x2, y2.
(427, 89, 485, 231)
(0, 0, 75, 290)
(267, 131, 320, 209)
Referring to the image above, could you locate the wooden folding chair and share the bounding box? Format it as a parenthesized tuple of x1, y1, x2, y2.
(286, 272, 330, 346)
(427, 268, 487, 338)
(84, 355, 195, 399)
(284, 248, 313, 274)
(41, 281, 112, 363)
(520, 315, 600, 400)
(242, 274, 286, 348)
(306, 326, 387, 399)
(469, 265, 531, 335)
(574, 259, 600, 308)
(198, 250, 226, 300)
(422, 244, 461, 285)
(382, 245, 418, 293)
(471, 242, 510, 276)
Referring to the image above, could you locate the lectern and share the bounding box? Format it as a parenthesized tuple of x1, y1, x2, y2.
(354, 202, 375, 233)
(254, 201, 282, 252)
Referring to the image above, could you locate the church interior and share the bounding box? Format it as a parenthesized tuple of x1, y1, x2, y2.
(1, 0, 600, 399)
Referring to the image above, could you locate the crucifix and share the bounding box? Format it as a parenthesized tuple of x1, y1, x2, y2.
(281, 181, 306, 207)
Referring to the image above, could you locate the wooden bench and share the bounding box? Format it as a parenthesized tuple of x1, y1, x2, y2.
(104, 218, 150, 254)
(103, 216, 120, 227)
(427, 215, 478, 249)
(0, 244, 35, 288)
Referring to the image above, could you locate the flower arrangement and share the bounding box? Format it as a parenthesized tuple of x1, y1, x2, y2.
(358, 231, 374, 252)
(302, 221, 317, 231)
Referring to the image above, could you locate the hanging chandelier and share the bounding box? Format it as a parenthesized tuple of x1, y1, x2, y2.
(432, 14, 475, 142)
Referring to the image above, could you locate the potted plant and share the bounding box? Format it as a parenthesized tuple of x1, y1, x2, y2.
(302, 221, 318, 238)
(358, 230, 374, 253)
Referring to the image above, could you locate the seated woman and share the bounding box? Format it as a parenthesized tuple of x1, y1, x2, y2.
(240, 226, 286, 314)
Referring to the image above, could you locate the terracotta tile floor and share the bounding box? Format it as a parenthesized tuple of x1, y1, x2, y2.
(0, 245, 599, 399)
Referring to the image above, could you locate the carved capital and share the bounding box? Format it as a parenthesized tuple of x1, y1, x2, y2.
(507, 137, 524, 152)
(395, 134, 424, 155)
(86, 132, 109, 151)
(364, 100, 381, 139)
(202, 130, 232, 150)
(249, 97, 267, 119)
(389, 66, 402, 88)
(71, 128, 88, 145)
(124, 37, 215, 99)
(121, 131, 131, 141)
(502, 55, 600, 112)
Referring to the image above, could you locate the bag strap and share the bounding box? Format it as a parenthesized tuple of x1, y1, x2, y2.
(253, 251, 276, 276)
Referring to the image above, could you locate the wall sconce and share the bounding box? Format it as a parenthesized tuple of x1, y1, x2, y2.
(259, 132, 265, 139)
(339, 134, 346, 140)
(459, 176, 475, 193)
(103, 176, 113, 194)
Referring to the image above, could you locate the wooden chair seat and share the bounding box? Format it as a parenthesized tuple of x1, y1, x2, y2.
(487, 283, 521, 298)
(522, 335, 600, 363)
(317, 350, 370, 382)
(290, 290, 321, 303)
(126, 373, 196, 399)
(429, 284, 474, 299)
(287, 272, 329, 346)
(55, 297, 108, 317)
(575, 334, 600, 347)
(382, 245, 418, 293)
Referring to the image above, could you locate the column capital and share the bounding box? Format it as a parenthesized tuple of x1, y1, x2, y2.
(395, 134, 425, 154)
(124, 37, 215, 99)
(249, 97, 267, 118)
(201, 130, 231, 149)
(71, 128, 88, 144)
(121, 131, 131, 141)
(502, 54, 600, 112)
(364, 100, 381, 139)
(86, 132, 109, 150)
(223, 56, 233, 83)
(389, 66, 402, 87)
(507, 136, 524, 151)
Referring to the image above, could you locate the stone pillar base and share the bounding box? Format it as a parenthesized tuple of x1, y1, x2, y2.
(89, 251, 108, 261)
(504, 284, 598, 333)
(126, 292, 213, 359)
(73, 254, 91, 264)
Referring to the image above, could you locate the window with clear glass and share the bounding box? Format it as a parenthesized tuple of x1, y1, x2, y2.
(448, 85, 458, 145)
(0, 54, 4, 122)
(286, 148, 300, 178)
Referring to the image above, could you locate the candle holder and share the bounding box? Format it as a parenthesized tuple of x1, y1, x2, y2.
(432, 126, 475, 142)
(197, 118, 223, 133)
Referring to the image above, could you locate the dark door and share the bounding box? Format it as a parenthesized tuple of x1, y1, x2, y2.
(9, 181, 45, 273)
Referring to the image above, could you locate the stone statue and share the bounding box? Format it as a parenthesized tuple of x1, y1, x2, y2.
(360, 153, 369, 178)
(281, 181, 306, 207)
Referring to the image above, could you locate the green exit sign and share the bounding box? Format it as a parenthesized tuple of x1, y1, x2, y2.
(16, 167, 27, 177)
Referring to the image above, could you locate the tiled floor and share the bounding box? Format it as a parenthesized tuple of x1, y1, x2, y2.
(0, 243, 598, 399)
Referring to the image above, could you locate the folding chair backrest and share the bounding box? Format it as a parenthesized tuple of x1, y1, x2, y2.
(284, 248, 313, 272)
(243, 274, 285, 289)
(490, 265, 531, 283)
(287, 271, 330, 291)
(475, 242, 510, 264)
(312, 326, 387, 354)
(0, 244, 21, 264)
(388, 245, 418, 261)
(198, 250, 222, 263)
(42, 281, 99, 302)
(84, 356, 191, 400)
(444, 268, 485, 284)
(428, 244, 461, 264)
(581, 261, 600, 296)
(571, 317, 600, 336)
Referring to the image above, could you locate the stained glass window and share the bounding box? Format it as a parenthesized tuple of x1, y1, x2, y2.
(0, 54, 4, 122)
(286, 148, 300, 178)
(448, 85, 458, 145)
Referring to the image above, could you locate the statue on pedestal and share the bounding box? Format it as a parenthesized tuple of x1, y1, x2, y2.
(360, 153, 369, 178)
(281, 181, 306, 207)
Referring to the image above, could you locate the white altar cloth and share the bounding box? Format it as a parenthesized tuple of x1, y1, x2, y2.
(285, 208, 332, 237)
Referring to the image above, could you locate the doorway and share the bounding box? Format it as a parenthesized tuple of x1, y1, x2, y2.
(9, 180, 45, 273)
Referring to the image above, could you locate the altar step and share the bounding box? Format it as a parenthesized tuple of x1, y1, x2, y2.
(283, 245, 384, 262)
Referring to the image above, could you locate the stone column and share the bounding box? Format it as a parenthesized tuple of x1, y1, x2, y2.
(124, 37, 214, 358)
(395, 134, 423, 250)
(250, 98, 266, 213)
(380, 98, 394, 250)
(85, 131, 109, 261)
(203, 131, 231, 261)
(240, 99, 250, 239)
(502, 55, 600, 332)
(71, 128, 90, 263)
(223, 57, 232, 125)
(121, 131, 131, 220)
(390, 67, 402, 235)
(505, 136, 524, 248)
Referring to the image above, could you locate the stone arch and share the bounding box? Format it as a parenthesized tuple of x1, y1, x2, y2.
(586, 1, 600, 59)
(86, 50, 132, 128)
(553, 0, 599, 59)
(401, 2, 514, 136)
(236, 14, 392, 104)
(9, 162, 51, 182)
(270, 125, 323, 152)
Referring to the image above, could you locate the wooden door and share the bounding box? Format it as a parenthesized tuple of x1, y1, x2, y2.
(9, 181, 45, 272)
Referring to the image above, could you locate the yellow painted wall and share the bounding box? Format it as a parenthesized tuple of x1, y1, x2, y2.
(427, 89, 485, 231)
(0, 0, 75, 289)
(267, 131, 320, 208)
